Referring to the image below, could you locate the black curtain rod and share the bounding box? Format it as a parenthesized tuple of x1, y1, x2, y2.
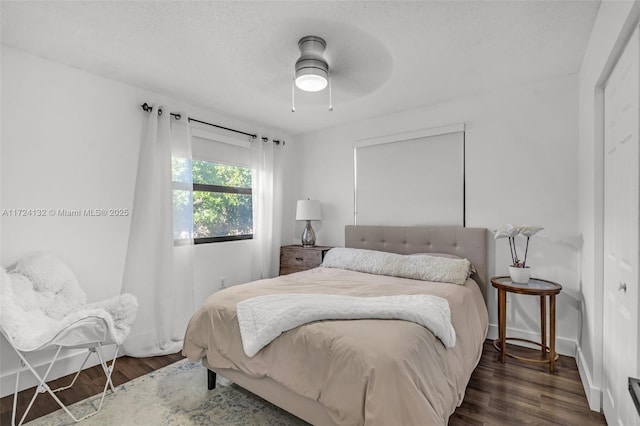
(141, 103, 257, 140)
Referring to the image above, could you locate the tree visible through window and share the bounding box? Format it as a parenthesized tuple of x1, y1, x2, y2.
(172, 158, 253, 243)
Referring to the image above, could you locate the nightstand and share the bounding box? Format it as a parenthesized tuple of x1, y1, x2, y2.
(279, 245, 332, 275)
(491, 276, 562, 372)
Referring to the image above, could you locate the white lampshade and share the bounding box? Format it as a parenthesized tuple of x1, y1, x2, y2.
(296, 199, 322, 221)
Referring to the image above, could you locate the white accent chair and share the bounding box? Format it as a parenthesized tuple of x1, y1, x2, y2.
(0, 253, 138, 425)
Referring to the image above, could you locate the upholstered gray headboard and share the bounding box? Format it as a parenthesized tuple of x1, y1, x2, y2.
(345, 225, 489, 300)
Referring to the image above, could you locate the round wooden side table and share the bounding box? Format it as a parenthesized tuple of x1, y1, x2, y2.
(491, 276, 562, 372)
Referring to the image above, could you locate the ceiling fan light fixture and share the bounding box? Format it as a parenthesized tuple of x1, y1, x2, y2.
(295, 61, 328, 92)
(294, 36, 329, 92)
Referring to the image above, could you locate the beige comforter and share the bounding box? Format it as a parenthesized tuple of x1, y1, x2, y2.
(183, 267, 488, 426)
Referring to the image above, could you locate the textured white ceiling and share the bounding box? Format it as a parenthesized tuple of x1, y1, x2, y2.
(1, 1, 600, 136)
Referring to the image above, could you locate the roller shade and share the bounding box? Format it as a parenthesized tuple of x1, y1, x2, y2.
(355, 127, 464, 226)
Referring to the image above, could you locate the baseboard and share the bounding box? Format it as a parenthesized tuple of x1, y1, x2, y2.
(576, 344, 602, 412)
(487, 323, 576, 357)
(0, 345, 118, 398)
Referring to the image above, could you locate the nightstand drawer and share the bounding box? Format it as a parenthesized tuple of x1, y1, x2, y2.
(279, 245, 332, 275)
(281, 248, 322, 267)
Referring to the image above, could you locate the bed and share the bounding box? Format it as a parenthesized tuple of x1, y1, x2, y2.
(183, 225, 489, 425)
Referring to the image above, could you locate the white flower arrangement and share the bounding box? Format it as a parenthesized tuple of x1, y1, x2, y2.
(493, 224, 543, 268)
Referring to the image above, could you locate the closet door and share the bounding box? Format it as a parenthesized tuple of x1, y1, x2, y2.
(603, 25, 639, 426)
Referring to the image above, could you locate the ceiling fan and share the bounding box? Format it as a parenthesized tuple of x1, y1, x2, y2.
(292, 35, 332, 112)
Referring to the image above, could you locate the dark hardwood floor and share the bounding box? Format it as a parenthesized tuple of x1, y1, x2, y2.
(1, 341, 606, 425)
(450, 341, 606, 425)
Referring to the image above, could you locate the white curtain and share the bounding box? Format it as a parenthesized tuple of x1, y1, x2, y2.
(121, 106, 195, 357)
(251, 138, 283, 279)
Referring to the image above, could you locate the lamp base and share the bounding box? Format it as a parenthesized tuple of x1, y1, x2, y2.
(301, 220, 316, 247)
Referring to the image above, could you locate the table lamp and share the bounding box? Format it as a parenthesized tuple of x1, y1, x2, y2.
(296, 199, 321, 247)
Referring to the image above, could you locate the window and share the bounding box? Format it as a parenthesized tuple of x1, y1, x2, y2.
(172, 158, 253, 244)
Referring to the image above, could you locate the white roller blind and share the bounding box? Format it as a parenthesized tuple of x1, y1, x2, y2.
(355, 128, 464, 226)
(190, 126, 251, 166)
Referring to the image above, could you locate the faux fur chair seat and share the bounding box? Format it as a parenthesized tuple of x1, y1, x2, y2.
(1, 253, 139, 425)
(0, 253, 138, 352)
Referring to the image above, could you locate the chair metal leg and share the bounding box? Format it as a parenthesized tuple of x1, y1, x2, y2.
(11, 359, 22, 426)
(51, 349, 93, 393)
(92, 343, 119, 409)
(12, 346, 64, 426)
(10, 344, 120, 425)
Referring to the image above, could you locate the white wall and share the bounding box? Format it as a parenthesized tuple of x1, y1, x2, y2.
(577, 0, 640, 411)
(0, 46, 291, 396)
(284, 74, 581, 357)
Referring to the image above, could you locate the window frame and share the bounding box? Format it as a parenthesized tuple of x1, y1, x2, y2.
(172, 161, 254, 245)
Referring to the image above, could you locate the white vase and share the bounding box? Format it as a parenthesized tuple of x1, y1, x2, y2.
(509, 266, 531, 284)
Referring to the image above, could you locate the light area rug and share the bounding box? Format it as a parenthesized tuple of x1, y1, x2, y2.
(27, 359, 309, 425)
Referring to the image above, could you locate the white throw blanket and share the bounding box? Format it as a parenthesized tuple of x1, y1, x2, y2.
(236, 293, 456, 357)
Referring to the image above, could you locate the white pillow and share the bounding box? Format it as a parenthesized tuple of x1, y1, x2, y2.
(409, 252, 477, 276)
(322, 248, 471, 285)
